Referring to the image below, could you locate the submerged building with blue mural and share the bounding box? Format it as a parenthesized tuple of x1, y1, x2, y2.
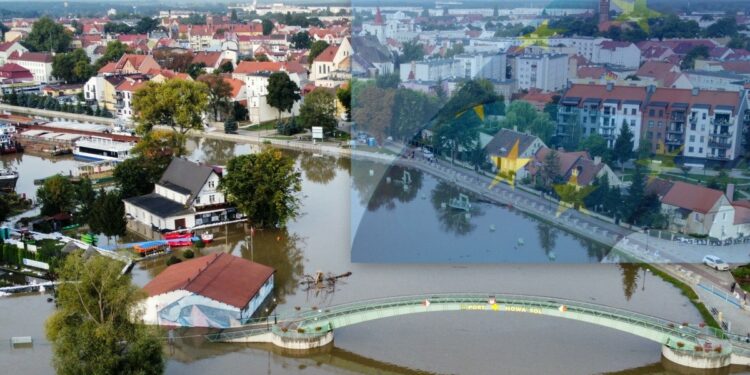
(141, 253, 274, 328)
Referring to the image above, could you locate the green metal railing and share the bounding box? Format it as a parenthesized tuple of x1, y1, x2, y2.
(206, 293, 735, 355)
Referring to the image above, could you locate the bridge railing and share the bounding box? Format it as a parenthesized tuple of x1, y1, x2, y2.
(289, 293, 710, 344)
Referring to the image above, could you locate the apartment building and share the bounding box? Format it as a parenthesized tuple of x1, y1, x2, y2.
(557, 83, 646, 149)
(558, 83, 749, 165)
(514, 54, 568, 92)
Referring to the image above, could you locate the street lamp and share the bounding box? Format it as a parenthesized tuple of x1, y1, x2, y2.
(643, 226, 650, 253)
(265, 307, 269, 330)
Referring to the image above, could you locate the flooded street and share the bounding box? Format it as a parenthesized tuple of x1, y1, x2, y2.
(0, 138, 710, 374)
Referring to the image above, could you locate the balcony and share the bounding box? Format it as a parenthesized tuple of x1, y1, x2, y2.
(706, 154, 730, 161)
(665, 137, 682, 145)
(667, 126, 684, 134)
(709, 131, 733, 138)
(708, 140, 731, 149)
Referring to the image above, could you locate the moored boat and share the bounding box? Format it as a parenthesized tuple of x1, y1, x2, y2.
(73, 136, 135, 162)
(0, 169, 19, 192)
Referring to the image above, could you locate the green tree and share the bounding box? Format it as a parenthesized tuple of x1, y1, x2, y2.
(540, 150, 562, 189)
(336, 84, 351, 121)
(375, 73, 400, 89)
(580, 134, 610, 162)
(94, 41, 129, 70)
(399, 40, 424, 63)
(103, 22, 134, 34)
(703, 17, 738, 38)
(390, 88, 439, 140)
(25, 16, 72, 52)
(266, 72, 300, 122)
(53, 49, 94, 83)
(680, 45, 709, 70)
(262, 19, 274, 35)
(221, 149, 302, 228)
(290, 31, 311, 49)
(298, 88, 338, 133)
(626, 165, 646, 223)
(88, 190, 126, 243)
(501, 101, 554, 144)
(187, 62, 207, 79)
(37, 175, 75, 216)
(113, 155, 169, 199)
(74, 178, 97, 225)
(308, 40, 329, 65)
(197, 74, 232, 121)
(132, 80, 209, 155)
(231, 9, 239, 22)
(135, 17, 159, 34)
(613, 122, 634, 171)
(45, 253, 163, 375)
(433, 80, 498, 162)
(216, 60, 234, 73)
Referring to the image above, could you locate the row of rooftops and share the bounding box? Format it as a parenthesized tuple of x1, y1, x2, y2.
(560, 84, 745, 115)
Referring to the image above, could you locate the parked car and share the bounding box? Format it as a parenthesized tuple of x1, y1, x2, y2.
(421, 147, 434, 159)
(703, 255, 730, 271)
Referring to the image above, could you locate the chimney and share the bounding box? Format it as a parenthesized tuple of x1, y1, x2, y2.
(606, 82, 613, 92)
(727, 183, 735, 201)
(594, 156, 601, 165)
(691, 87, 700, 96)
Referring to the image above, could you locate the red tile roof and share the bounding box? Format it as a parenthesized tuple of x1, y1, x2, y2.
(314, 44, 340, 63)
(144, 253, 274, 309)
(662, 181, 725, 214)
(234, 61, 305, 75)
(9, 51, 53, 63)
(649, 88, 742, 115)
(191, 51, 223, 68)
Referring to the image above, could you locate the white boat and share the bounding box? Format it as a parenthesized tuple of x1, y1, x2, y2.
(0, 168, 18, 191)
(73, 136, 135, 162)
(200, 232, 214, 243)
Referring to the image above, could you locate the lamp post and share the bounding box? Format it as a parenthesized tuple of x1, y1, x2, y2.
(265, 307, 269, 330)
(643, 226, 650, 253)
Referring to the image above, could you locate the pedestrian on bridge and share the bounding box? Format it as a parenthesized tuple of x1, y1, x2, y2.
(732, 282, 737, 293)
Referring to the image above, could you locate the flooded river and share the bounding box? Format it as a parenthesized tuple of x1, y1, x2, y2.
(0, 138, 718, 374)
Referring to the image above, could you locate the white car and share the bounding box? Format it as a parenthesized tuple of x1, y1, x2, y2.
(703, 255, 730, 271)
(421, 148, 434, 158)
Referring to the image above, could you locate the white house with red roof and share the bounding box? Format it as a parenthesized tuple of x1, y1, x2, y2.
(141, 252, 274, 328)
(7, 51, 55, 83)
(310, 37, 352, 82)
(0, 41, 27, 65)
(114, 78, 148, 122)
(231, 61, 306, 124)
(656, 181, 750, 239)
(0, 63, 33, 84)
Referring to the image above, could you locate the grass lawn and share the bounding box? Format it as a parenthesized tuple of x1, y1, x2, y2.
(241, 120, 277, 131)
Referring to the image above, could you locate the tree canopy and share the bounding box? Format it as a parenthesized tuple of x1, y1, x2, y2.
(290, 32, 311, 49)
(197, 74, 232, 121)
(45, 253, 163, 375)
(298, 88, 338, 133)
(94, 41, 130, 70)
(613, 122, 634, 170)
(53, 49, 94, 83)
(501, 101, 554, 144)
(266, 72, 300, 121)
(25, 16, 72, 52)
(132, 80, 209, 155)
(37, 175, 76, 216)
(88, 190, 126, 242)
(221, 149, 302, 228)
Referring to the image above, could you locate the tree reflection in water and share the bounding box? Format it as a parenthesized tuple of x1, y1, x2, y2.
(619, 263, 642, 301)
(430, 181, 483, 236)
(536, 222, 558, 261)
(198, 137, 237, 165)
(238, 226, 305, 305)
(299, 153, 338, 184)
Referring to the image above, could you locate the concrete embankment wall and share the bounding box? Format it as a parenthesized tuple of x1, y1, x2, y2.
(0, 103, 117, 126)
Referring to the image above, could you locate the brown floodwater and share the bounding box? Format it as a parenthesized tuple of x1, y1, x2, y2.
(0, 138, 734, 375)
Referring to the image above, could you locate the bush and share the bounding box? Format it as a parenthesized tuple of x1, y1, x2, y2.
(276, 119, 302, 136)
(166, 255, 182, 266)
(183, 249, 194, 259)
(677, 341, 685, 348)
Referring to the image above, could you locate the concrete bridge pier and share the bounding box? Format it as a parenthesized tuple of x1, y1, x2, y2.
(661, 345, 732, 369)
(271, 331, 333, 350)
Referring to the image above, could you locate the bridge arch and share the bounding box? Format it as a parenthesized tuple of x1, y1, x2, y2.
(289, 293, 705, 348)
